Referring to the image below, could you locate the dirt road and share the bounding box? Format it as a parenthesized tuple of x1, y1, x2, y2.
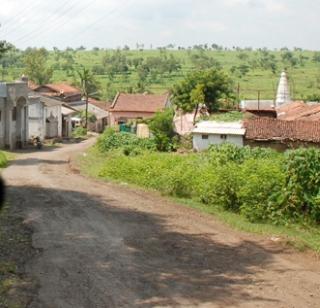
(2, 139, 320, 307)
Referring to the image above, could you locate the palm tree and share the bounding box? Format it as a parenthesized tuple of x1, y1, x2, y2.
(76, 67, 95, 129)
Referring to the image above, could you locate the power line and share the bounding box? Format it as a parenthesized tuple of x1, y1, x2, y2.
(64, 0, 134, 45)
(12, 0, 99, 46)
(0, 0, 44, 30)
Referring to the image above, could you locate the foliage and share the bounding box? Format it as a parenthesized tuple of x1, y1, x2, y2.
(0, 152, 7, 168)
(276, 148, 320, 224)
(96, 128, 156, 153)
(79, 111, 97, 124)
(75, 67, 99, 128)
(23, 48, 53, 85)
(72, 127, 87, 138)
(0, 41, 13, 60)
(148, 109, 176, 151)
(171, 69, 235, 113)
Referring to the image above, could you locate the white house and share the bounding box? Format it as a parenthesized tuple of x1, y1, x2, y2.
(28, 95, 77, 140)
(192, 121, 246, 151)
(0, 80, 29, 149)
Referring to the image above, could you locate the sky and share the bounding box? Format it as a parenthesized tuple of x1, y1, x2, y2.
(0, 0, 319, 50)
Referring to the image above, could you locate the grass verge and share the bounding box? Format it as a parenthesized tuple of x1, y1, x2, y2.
(78, 148, 320, 254)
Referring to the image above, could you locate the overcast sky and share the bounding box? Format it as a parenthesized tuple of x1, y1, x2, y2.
(0, 0, 319, 50)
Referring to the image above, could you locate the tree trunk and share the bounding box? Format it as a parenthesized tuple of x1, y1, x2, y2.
(85, 95, 89, 129)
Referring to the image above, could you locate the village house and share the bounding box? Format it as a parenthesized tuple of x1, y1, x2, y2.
(33, 83, 110, 133)
(109, 93, 170, 126)
(33, 83, 82, 102)
(28, 95, 77, 140)
(192, 121, 246, 151)
(244, 118, 320, 150)
(0, 80, 29, 149)
(68, 98, 110, 133)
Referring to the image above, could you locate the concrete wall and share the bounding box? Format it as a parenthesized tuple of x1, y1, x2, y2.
(193, 133, 244, 151)
(109, 111, 155, 126)
(0, 99, 5, 147)
(0, 82, 29, 149)
(28, 101, 46, 139)
(45, 105, 62, 137)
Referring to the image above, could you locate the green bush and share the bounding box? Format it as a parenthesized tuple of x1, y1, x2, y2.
(97, 128, 156, 153)
(95, 142, 320, 226)
(277, 148, 320, 223)
(148, 109, 176, 152)
(72, 127, 87, 138)
(0, 152, 7, 168)
(239, 158, 285, 222)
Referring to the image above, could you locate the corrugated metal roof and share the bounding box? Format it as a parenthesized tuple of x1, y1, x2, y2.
(61, 106, 77, 116)
(193, 121, 246, 135)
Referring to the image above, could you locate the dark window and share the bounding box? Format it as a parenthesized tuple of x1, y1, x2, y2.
(220, 134, 227, 140)
(202, 134, 209, 140)
(12, 107, 17, 121)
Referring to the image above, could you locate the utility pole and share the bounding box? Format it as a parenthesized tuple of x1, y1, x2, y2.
(258, 90, 261, 110)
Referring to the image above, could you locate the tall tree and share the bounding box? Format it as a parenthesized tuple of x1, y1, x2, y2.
(23, 48, 52, 85)
(0, 41, 13, 60)
(76, 67, 97, 129)
(171, 69, 235, 113)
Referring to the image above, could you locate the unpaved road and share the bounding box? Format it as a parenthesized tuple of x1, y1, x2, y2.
(2, 139, 320, 308)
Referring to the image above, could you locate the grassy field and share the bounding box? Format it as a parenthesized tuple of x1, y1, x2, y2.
(3, 49, 320, 101)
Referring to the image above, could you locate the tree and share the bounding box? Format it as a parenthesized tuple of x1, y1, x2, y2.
(23, 48, 52, 85)
(76, 67, 97, 129)
(148, 109, 175, 151)
(0, 41, 13, 60)
(171, 69, 235, 113)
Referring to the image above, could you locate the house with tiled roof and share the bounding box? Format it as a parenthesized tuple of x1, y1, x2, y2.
(109, 93, 170, 126)
(277, 101, 320, 121)
(244, 118, 320, 149)
(33, 83, 82, 102)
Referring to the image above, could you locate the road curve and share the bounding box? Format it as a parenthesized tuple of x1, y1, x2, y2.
(2, 139, 320, 308)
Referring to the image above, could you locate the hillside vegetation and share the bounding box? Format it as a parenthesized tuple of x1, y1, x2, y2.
(2, 47, 320, 101)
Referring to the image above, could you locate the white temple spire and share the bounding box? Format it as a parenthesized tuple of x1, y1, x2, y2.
(276, 71, 291, 107)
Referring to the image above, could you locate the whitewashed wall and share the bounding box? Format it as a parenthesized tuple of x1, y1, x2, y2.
(193, 133, 244, 151)
(45, 105, 62, 137)
(28, 102, 45, 139)
(0, 99, 5, 147)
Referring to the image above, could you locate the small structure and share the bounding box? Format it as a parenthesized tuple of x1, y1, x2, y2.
(28, 95, 77, 140)
(68, 98, 110, 133)
(275, 71, 291, 107)
(109, 93, 170, 126)
(0, 80, 29, 149)
(192, 121, 246, 151)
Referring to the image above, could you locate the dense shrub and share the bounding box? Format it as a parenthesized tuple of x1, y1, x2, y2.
(277, 148, 320, 223)
(148, 109, 176, 152)
(72, 127, 87, 138)
(0, 152, 7, 168)
(95, 142, 320, 226)
(97, 128, 156, 153)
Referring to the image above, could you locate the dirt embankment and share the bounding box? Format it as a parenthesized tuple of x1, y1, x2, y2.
(1, 139, 320, 308)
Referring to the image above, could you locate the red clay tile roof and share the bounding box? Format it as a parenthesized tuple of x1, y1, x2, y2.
(111, 93, 169, 113)
(88, 98, 112, 111)
(34, 83, 81, 96)
(244, 118, 320, 143)
(277, 101, 320, 121)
